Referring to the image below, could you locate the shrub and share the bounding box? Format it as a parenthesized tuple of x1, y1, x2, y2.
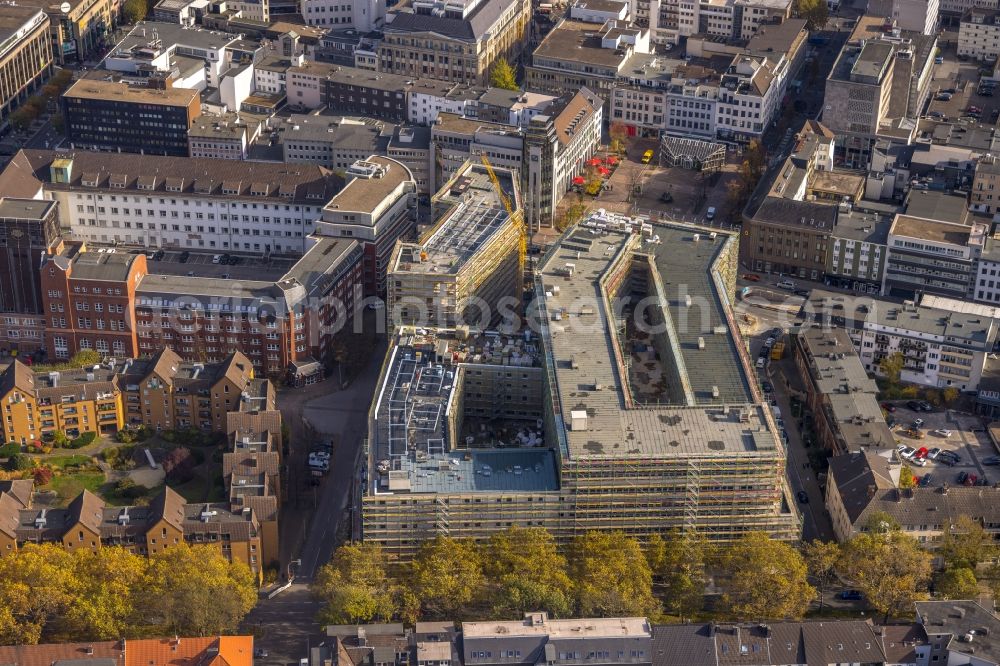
(162, 447, 195, 484)
(67, 432, 97, 449)
(0, 442, 21, 458)
(115, 429, 136, 444)
(32, 466, 53, 485)
(5, 454, 33, 472)
(115, 477, 148, 499)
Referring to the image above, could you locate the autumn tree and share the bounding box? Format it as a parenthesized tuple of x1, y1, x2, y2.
(838, 528, 932, 622)
(936, 567, 979, 600)
(794, 0, 828, 30)
(142, 543, 257, 636)
(609, 122, 631, 156)
(122, 0, 148, 22)
(162, 447, 195, 484)
(802, 540, 840, 611)
(939, 516, 994, 571)
(0, 544, 80, 644)
(484, 527, 574, 618)
(716, 532, 814, 620)
(646, 531, 708, 619)
(313, 543, 399, 624)
(490, 58, 518, 90)
(571, 531, 659, 618)
(62, 546, 148, 640)
(408, 537, 484, 618)
(942, 387, 960, 406)
(879, 352, 904, 386)
(899, 465, 917, 489)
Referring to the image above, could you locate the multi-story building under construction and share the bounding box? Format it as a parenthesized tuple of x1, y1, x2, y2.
(386, 161, 524, 329)
(362, 215, 800, 559)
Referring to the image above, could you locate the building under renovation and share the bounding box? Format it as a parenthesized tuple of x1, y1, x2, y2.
(363, 215, 799, 559)
(386, 161, 525, 328)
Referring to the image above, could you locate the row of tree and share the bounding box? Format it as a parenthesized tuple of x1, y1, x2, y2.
(312, 522, 946, 625)
(0, 543, 257, 645)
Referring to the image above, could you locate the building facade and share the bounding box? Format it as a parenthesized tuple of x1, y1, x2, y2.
(0, 7, 53, 128)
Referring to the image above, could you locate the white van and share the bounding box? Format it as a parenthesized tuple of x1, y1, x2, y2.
(777, 280, 796, 290)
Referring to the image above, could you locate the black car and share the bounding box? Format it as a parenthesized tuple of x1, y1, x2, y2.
(152, 249, 165, 261)
(229, 255, 242, 265)
(958, 471, 969, 484)
(983, 456, 1000, 466)
(178, 251, 191, 263)
(906, 400, 922, 411)
(761, 381, 773, 393)
(219, 253, 231, 265)
(796, 490, 809, 504)
(919, 474, 932, 487)
(659, 192, 673, 203)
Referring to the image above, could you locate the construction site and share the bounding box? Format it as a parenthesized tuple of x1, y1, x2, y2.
(362, 207, 800, 559)
(386, 159, 526, 328)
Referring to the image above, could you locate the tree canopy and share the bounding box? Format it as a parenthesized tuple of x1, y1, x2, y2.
(716, 532, 815, 620)
(0, 543, 255, 644)
(490, 59, 518, 90)
(839, 528, 932, 622)
(794, 0, 828, 29)
(571, 531, 659, 618)
(409, 537, 485, 618)
(484, 527, 574, 618)
(646, 531, 708, 619)
(314, 543, 399, 624)
(802, 540, 840, 611)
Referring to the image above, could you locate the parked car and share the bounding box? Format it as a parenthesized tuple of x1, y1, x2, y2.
(178, 251, 191, 263)
(839, 590, 863, 601)
(910, 456, 927, 467)
(756, 357, 766, 369)
(983, 456, 1000, 466)
(797, 490, 809, 503)
(898, 446, 916, 459)
(919, 474, 933, 487)
(913, 418, 925, 428)
(770, 328, 783, 337)
(958, 471, 969, 484)
(933, 428, 952, 437)
(965, 473, 978, 486)
(254, 649, 269, 658)
(212, 254, 223, 264)
(705, 206, 717, 220)
(927, 447, 942, 459)
(777, 280, 796, 290)
(641, 149, 654, 164)
(659, 191, 674, 203)
(918, 400, 933, 411)
(913, 447, 929, 459)
(881, 403, 896, 412)
(152, 249, 165, 261)
(906, 400, 923, 411)
(743, 273, 761, 281)
(761, 381, 773, 393)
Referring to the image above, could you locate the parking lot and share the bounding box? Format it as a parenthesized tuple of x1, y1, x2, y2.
(924, 42, 1000, 126)
(139, 249, 296, 282)
(886, 402, 999, 486)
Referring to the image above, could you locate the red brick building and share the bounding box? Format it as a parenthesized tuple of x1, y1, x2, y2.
(40, 241, 146, 360)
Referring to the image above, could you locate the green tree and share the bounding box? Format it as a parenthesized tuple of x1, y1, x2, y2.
(571, 531, 659, 617)
(490, 58, 519, 90)
(802, 540, 840, 611)
(122, 0, 148, 23)
(646, 531, 708, 619)
(838, 528, 932, 622)
(899, 465, 916, 489)
(142, 544, 257, 636)
(62, 547, 147, 640)
(879, 352, 904, 386)
(313, 543, 399, 624)
(864, 510, 901, 534)
(936, 567, 979, 600)
(0, 544, 80, 644)
(716, 532, 814, 620)
(609, 122, 631, 156)
(51, 430, 69, 448)
(794, 0, 828, 29)
(939, 516, 994, 571)
(484, 527, 574, 618)
(942, 387, 960, 405)
(409, 537, 484, 618)
(70, 350, 101, 368)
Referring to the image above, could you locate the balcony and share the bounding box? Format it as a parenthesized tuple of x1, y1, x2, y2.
(99, 413, 118, 422)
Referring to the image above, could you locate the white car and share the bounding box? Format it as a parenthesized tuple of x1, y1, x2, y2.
(933, 429, 952, 437)
(212, 254, 223, 264)
(910, 457, 927, 467)
(777, 280, 796, 290)
(898, 446, 916, 459)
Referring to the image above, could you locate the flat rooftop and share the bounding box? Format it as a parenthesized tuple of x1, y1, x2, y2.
(392, 164, 518, 275)
(322, 156, 412, 217)
(114, 20, 237, 54)
(391, 449, 558, 493)
(890, 215, 973, 246)
(63, 79, 199, 106)
(537, 215, 780, 460)
(463, 616, 651, 639)
(533, 20, 632, 69)
(0, 198, 55, 221)
(0, 5, 44, 46)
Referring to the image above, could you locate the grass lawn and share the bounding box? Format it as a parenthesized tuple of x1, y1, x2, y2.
(44, 472, 106, 505)
(46, 454, 95, 469)
(99, 481, 165, 506)
(173, 475, 226, 503)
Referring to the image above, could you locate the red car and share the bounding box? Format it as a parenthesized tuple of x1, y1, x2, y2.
(881, 403, 896, 413)
(914, 447, 929, 460)
(743, 273, 761, 282)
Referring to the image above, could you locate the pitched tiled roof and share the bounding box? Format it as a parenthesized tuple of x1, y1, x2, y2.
(147, 486, 186, 531)
(123, 637, 253, 666)
(148, 348, 183, 386)
(0, 641, 123, 666)
(226, 411, 284, 448)
(0, 491, 22, 539)
(240, 494, 278, 522)
(0, 359, 36, 399)
(223, 451, 281, 478)
(66, 489, 106, 535)
(0, 479, 34, 509)
(827, 450, 895, 525)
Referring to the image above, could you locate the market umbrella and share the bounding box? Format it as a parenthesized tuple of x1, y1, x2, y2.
(588, 158, 602, 167)
(572, 176, 586, 185)
(597, 167, 611, 176)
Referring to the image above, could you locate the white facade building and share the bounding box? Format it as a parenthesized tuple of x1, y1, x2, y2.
(959, 9, 1000, 61)
(105, 22, 238, 89)
(867, 0, 939, 34)
(672, 0, 792, 43)
(302, 0, 385, 31)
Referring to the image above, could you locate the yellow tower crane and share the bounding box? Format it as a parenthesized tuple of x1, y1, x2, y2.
(478, 153, 527, 284)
